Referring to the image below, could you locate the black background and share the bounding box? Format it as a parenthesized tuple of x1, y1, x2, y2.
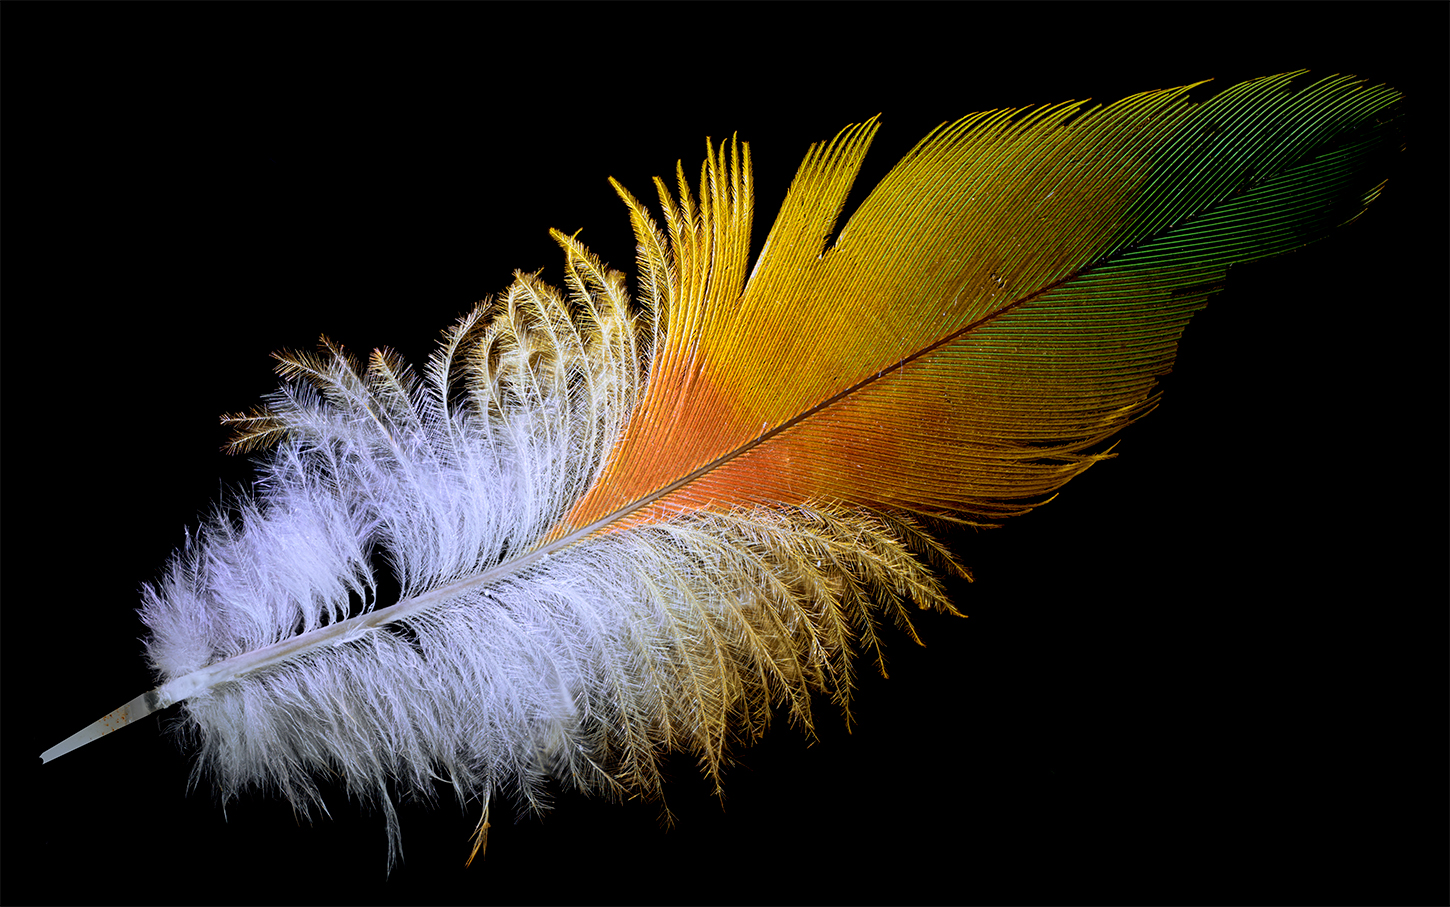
(6, 5, 1445, 905)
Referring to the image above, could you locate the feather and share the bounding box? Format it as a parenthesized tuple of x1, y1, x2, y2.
(40, 71, 1403, 870)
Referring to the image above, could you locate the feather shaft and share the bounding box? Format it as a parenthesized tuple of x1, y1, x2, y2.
(44, 490, 696, 765)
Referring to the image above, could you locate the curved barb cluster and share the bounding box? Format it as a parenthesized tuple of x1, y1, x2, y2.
(141, 232, 957, 868)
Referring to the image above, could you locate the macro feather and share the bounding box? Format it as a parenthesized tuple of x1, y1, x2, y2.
(41, 71, 1403, 869)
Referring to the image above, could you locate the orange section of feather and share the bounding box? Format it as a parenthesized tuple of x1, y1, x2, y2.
(555, 73, 1399, 537)
(555, 86, 1202, 535)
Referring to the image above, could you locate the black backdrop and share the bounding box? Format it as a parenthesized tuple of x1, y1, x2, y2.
(7, 5, 1444, 905)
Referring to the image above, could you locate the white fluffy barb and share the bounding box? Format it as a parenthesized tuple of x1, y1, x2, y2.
(141, 239, 960, 866)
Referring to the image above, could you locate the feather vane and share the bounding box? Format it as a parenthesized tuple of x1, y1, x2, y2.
(41, 72, 1402, 868)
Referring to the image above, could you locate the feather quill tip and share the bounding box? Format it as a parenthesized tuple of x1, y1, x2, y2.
(40, 690, 163, 763)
